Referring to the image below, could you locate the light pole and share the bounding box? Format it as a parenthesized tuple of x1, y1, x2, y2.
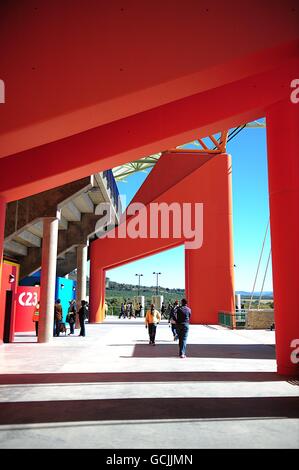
(135, 273, 143, 296)
(153, 272, 162, 295)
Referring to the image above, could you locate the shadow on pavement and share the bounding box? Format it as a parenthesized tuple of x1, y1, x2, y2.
(0, 371, 286, 385)
(0, 396, 298, 425)
(125, 343, 276, 359)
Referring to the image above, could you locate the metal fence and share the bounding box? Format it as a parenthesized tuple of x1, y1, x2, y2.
(218, 311, 247, 329)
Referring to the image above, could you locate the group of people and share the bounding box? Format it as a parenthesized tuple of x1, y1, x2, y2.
(54, 299, 88, 337)
(119, 301, 143, 319)
(145, 299, 191, 358)
(33, 295, 191, 357)
(32, 299, 88, 337)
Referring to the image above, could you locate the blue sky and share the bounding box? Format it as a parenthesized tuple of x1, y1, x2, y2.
(106, 121, 272, 292)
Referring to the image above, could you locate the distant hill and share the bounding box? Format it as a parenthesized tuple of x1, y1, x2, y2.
(107, 280, 184, 292)
(105, 282, 273, 299)
(105, 280, 185, 307)
(236, 291, 273, 299)
(104, 281, 273, 312)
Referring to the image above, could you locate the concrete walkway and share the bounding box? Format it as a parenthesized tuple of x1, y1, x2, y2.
(0, 317, 298, 448)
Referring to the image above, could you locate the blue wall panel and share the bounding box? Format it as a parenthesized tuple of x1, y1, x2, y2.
(55, 277, 76, 322)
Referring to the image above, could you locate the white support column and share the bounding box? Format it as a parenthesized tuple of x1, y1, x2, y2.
(76, 244, 88, 303)
(38, 217, 59, 343)
(76, 244, 88, 327)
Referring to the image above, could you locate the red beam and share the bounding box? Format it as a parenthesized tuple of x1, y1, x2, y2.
(0, 59, 298, 202)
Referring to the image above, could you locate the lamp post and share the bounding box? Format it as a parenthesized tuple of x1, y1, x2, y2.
(153, 272, 162, 295)
(135, 273, 143, 296)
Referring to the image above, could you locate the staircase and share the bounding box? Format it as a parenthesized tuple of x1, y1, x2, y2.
(4, 170, 120, 279)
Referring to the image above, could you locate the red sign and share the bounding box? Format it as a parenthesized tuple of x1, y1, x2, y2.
(15, 286, 40, 332)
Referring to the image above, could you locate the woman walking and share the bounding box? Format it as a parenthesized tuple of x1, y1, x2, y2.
(67, 300, 77, 335)
(145, 304, 161, 345)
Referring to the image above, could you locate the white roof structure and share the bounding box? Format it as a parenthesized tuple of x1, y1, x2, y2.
(112, 120, 265, 181)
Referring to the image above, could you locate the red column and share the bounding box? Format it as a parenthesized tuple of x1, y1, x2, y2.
(0, 196, 6, 342)
(89, 245, 106, 323)
(266, 99, 299, 376)
(186, 154, 235, 324)
(0, 196, 5, 280)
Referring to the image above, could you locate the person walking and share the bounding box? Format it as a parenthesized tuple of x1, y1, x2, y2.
(134, 302, 141, 318)
(78, 300, 88, 337)
(32, 301, 40, 337)
(139, 302, 143, 317)
(119, 302, 125, 319)
(126, 301, 131, 319)
(161, 302, 167, 319)
(145, 303, 161, 345)
(129, 302, 136, 319)
(175, 298, 191, 358)
(169, 300, 179, 341)
(67, 300, 76, 335)
(54, 299, 63, 337)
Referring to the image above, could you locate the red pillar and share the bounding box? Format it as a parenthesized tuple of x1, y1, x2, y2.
(0, 196, 6, 341)
(0, 196, 5, 279)
(89, 245, 106, 323)
(266, 99, 299, 376)
(186, 154, 235, 324)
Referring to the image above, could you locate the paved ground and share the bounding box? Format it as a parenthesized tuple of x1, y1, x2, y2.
(0, 317, 298, 448)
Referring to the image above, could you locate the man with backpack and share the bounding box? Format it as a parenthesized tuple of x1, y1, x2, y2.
(175, 299, 191, 358)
